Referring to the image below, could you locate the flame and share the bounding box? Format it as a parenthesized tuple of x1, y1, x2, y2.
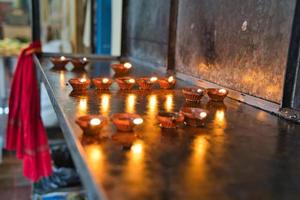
(79, 78, 87, 83)
(124, 62, 132, 69)
(102, 78, 109, 84)
(199, 112, 207, 119)
(83, 57, 87, 61)
(218, 88, 227, 94)
(90, 118, 101, 126)
(128, 78, 135, 84)
(133, 118, 143, 125)
(150, 76, 158, 82)
(168, 76, 174, 83)
(60, 56, 66, 61)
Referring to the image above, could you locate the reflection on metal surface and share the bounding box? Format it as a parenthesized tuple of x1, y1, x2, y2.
(59, 71, 65, 87)
(164, 94, 174, 112)
(85, 144, 106, 180)
(147, 94, 158, 116)
(185, 135, 208, 190)
(77, 98, 87, 115)
(215, 110, 225, 127)
(100, 94, 111, 116)
(126, 94, 136, 113)
(125, 140, 145, 187)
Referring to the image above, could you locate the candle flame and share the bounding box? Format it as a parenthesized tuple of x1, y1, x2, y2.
(79, 78, 87, 83)
(128, 78, 135, 84)
(168, 76, 174, 83)
(83, 57, 87, 61)
(90, 118, 101, 126)
(102, 78, 109, 84)
(197, 88, 202, 93)
(60, 56, 66, 61)
(218, 88, 227, 94)
(124, 62, 132, 69)
(133, 118, 143, 125)
(199, 112, 207, 119)
(150, 76, 158, 82)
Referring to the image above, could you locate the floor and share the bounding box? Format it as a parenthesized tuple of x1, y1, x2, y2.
(0, 151, 32, 200)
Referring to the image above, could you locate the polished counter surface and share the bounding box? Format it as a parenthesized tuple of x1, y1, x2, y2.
(35, 56, 300, 200)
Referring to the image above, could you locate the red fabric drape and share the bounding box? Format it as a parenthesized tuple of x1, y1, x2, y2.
(5, 41, 52, 182)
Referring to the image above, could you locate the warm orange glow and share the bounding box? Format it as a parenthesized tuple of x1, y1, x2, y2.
(215, 110, 225, 124)
(79, 78, 87, 83)
(168, 76, 174, 83)
(59, 71, 65, 87)
(125, 94, 136, 113)
(100, 94, 110, 116)
(124, 62, 132, 69)
(164, 94, 174, 112)
(102, 78, 109, 84)
(218, 88, 227, 94)
(150, 76, 158, 82)
(130, 140, 144, 161)
(85, 145, 103, 163)
(90, 118, 101, 126)
(78, 98, 87, 115)
(147, 95, 158, 115)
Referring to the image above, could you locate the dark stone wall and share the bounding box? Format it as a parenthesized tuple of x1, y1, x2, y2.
(175, 0, 296, 103)
(123, 0, 171, 67)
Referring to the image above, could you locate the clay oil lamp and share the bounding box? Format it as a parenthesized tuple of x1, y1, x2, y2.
(180, 107, 208, 127)
(158, 76, 176, 89)
(157, 111, 184, 129)
(182, 88, 206, 102)
(69, 77, 91, 92)
(207, 88, 229, 102)
(93, 77, 113, 90)
(70, 57, 89, 70)
(111, 62, 132, 75)
(111, 113, 143, 132)
(116, 77, 136, 90)
(50, 56, 70, 70)
(136, 76, 158, 90)
(76, 115, 108, 136)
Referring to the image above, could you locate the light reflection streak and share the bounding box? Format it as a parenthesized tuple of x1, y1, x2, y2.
(164, 94, 174, 112)
(100, 94, 111, 116)
(125, 94, 136, 113)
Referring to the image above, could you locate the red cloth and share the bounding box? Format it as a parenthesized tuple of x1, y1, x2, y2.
(6, 41, 52, 182)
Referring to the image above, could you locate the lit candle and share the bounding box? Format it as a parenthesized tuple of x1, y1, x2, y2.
(124, 62, 132, 69)
(60, 56, 66, 61)
(150, 76, 158, 82)
(79, 78, 87, 83)
(199, 111, 207, 119)
(128, 78, 135, 84)
(168, 76, 174, 83)
(197, 88, 202, 93)
(102, 78, 109, 84)
(90, 118, 101, 126)
(83, 57, 87, 61)
(133, 118, 143, 125)
(218, 88, 227, 94)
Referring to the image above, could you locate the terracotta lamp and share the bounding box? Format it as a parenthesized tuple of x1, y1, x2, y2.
(157, 111, 184, 128)
(76, 115, 108, 136)
(180, 107, 208, 127)
(93, 78, 113, 90)
(158, 76, 176, 89)
(182, 88, 206, 102)
(69, 78, 91, 91)
(111, 113, 143, 132)
(70, 57, 89, 70)
(136, 76, 158, 90)
(116, 77, 136, 90)
(111, 62, 132, 74)
(50, 56, 70, 70)
(207, 88, 228, 102)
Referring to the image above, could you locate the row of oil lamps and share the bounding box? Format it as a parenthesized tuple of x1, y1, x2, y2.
(68, 76, 176, 90)
(51, 57, 229, 136)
